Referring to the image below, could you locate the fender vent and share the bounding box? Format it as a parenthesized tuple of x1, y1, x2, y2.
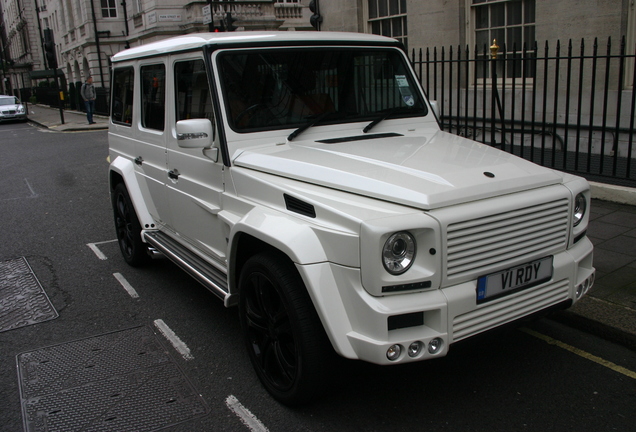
(284, 194, 316, 218)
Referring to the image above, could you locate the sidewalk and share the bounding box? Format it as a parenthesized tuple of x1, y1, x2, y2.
(26, 103, 108, 131)
(24, 104, 636, 350)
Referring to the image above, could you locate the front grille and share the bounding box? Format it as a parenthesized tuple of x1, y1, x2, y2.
(452, 279, 569, 341)
(2, 110, 17, 115)
(446, 198, 569, 281)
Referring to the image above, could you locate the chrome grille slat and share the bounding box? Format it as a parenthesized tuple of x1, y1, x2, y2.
(452, 279, 569, 341)
(448, 212, 566, 250)
(449, 238, 565, 277)
(446, 198, 569, 280)
(449, 224, 566, 261)
(447, 200, 567, 236)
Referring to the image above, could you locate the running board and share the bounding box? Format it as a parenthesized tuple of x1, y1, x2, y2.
(144, 231, 229, 301)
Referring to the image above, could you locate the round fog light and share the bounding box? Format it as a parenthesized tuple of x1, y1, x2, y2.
(386, 344, 402, 361)
(576, 283, 583, 298)
(428, 338, 443, 354)
(408, 341, 423, 358)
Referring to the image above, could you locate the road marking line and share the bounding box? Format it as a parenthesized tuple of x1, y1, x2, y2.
(24, 178, 38, 197)
(226, 395, 269, 432)
(153, 319, 194, 361)
(521, 328, 636, 380)
(113, 272, 139, 299)
(87, 239, 117, 260)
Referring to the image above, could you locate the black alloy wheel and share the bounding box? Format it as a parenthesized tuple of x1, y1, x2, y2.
(112, 183, 150, 267)
(239, 252, 333, 406)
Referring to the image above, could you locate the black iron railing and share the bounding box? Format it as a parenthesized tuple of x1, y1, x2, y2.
(411, 37, 636, 187)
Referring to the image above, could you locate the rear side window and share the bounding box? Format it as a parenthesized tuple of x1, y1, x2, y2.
(174, 59, 213, 122)
(141, 64, 166, 131)
(112, 67, 134, 125)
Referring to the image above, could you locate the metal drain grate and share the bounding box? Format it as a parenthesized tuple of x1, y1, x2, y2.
(0, 257, 58, 333)
(17, 326, 209, 432)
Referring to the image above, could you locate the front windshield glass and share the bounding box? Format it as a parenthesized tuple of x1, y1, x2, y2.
(0, 97, 18, 106)
(218, 47, 427, 132)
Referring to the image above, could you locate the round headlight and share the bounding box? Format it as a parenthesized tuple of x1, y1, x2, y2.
(382, 231, 416, 275)
(573, 193, 587, 227)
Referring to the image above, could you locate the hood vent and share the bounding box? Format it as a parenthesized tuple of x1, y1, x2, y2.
(284, 194, 316, 218)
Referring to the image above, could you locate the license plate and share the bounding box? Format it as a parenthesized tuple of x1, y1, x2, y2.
(477, 256, 553, 303)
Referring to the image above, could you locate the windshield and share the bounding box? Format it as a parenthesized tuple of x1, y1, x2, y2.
(0, 97, 19, 106)
(217, 47, 427, 133)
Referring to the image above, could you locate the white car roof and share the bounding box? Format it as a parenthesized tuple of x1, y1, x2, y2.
(111, 31, 400, 62)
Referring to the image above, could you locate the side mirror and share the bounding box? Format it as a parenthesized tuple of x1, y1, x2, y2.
(176, 118, 214, 149)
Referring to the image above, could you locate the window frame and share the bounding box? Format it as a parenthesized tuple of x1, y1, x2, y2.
(101, 0, 118, 18)
(173, 58, 215, 123)
(365, 0, 408, 50)
(111, 67, 134, 126)
(468, 0, 537, 85)
(140, 63, 166, 131)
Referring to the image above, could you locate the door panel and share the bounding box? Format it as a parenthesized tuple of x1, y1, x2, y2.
(165, 57, 227, 266)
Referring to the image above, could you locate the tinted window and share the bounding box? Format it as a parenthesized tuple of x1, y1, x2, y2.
(111, 67, 134, 125)
(218, 48, 426, 132)
(174, 59, 213, 122)
(141, 64, 165, 131)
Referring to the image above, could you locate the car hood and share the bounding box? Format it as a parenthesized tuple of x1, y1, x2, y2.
(233, 131, 563, 210)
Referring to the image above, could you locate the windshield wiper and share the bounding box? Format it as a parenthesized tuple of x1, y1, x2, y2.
(288, 111, 340, 142)
(362, 107, 423, 134)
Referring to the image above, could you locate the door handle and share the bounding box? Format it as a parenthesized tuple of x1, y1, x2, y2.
(168, 169, 180, 180)
(134, 156, 143, 166)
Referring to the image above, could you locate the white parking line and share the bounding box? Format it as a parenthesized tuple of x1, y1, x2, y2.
(226, 395, 269, 432)
(113, 272, 139, 299)
(24, 178, 38, 198)
(153, 319, 194, 361)
(87, 239, 117, 260)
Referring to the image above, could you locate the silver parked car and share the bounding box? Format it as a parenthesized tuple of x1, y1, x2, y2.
(0, 95, 28, 122)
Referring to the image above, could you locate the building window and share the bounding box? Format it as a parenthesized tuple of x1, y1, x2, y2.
(367, 0, 407, 49)
(101, 0, 117, 18)
(133, 0, 142, 15)
(472, 0, 536, 79)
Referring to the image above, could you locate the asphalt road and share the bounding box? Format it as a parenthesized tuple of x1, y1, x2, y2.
(1, 121, 635, 432)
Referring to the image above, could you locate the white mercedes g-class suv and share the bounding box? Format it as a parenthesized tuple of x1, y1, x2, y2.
(108, 32, 595, 405)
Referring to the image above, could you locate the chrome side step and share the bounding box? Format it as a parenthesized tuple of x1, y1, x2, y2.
(144, 231, 229, 301)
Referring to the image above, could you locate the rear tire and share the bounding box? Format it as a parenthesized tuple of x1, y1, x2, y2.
(239, 252, 334, 406)
(112, 183, 150, 267)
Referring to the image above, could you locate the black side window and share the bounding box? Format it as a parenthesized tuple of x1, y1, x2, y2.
(174, 59, 213, 122)
(112, 67, 134, 125)
(141, 64, 166, 131)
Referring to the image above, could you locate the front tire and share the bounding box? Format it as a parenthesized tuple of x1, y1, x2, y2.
(239, 252, 333, 406)
(112, 183, 150, 267)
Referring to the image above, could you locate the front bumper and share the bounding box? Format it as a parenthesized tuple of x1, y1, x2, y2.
(298, 236, 594, 365)
(0, 113, 28, 121)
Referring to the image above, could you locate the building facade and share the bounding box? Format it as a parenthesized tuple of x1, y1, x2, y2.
(0, 0, 313, 96)
(320, 1, 634, 55)
(1, 0, 44, 95)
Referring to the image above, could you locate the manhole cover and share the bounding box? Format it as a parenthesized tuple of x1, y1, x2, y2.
(0, 257, 58, 333)
(17, 326, 209, 432)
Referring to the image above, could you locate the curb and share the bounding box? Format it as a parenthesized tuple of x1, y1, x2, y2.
(590, 181, 636, 206)
(550, 296, 636, 351)
(550, 312, 636, 352)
